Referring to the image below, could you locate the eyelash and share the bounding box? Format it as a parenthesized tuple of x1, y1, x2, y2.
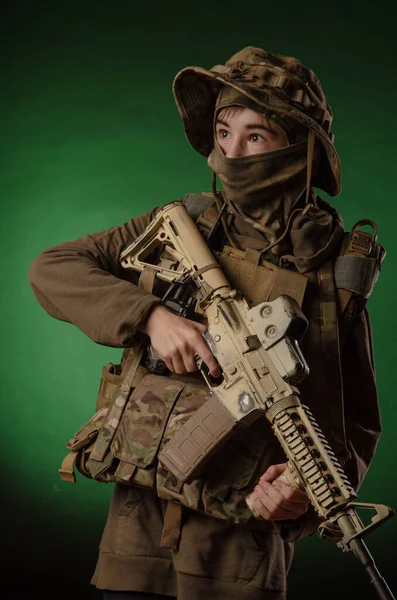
(217, 130, 265, 142)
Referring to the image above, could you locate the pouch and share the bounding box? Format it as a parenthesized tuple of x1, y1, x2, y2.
(59, 367, 211, 490)
(60, 363, 271, 525)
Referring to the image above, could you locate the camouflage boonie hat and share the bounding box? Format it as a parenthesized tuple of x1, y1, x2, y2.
(173, 46, 341, 197)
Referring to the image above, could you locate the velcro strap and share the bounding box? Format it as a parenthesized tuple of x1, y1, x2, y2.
(113, 460, 137, 483)
(59, 451, 78, 483)
(89, 344, 144, 463)
(87, 448, 115, 480)
(182, 192, 215, 222)
(120, 345, 145, 393)
(160, 501, 182, 550)
(244, 247, 261, 265)
(334, 255, 379, 298)
(67, 427, 99, 451)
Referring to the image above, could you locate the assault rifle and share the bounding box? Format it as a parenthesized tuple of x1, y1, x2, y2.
(120, 201, 395, 600)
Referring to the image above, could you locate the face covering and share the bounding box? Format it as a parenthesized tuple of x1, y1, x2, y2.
(208, 137, 308, 210)
(208, 128, 310, 260)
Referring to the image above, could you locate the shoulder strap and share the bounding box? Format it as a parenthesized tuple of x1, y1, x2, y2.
(182, 192, 216, 222)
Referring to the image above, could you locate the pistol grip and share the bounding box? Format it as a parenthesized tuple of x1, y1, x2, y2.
(158, 395, 237, 483)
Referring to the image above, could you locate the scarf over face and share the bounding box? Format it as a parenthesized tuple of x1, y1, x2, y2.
(207, 87, 343, 269)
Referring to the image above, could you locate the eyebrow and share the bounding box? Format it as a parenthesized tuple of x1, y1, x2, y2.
(216, 118, 275, 136)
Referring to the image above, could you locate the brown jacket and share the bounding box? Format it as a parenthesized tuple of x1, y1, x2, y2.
(28, 197, 382, 599)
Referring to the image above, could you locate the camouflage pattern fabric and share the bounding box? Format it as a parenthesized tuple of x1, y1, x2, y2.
(112, 375, 185, 467)
(111, 375, 186, 488)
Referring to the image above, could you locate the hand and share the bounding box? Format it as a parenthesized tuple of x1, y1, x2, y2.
(139, 305, 221, 377)
(252, 462, 310, 521)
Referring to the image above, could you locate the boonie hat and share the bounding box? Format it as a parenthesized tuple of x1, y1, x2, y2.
(173, 46, 341, 197)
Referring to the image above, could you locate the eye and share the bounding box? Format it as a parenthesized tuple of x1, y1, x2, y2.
(217, 128, 230, 139)
(249, 133, 264, 143)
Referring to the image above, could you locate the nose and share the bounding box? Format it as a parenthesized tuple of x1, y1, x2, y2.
(225, 137, 245, 158)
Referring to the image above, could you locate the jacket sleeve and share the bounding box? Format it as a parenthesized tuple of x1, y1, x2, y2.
(280, 306, 382, 542)
(28, 207, 163, 347)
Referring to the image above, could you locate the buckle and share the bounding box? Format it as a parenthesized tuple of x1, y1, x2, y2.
(350, 231, 373, 255)
(347, 219, 379, 257)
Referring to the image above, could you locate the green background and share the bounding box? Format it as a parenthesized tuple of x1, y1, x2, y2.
(2, 0, 396, 598)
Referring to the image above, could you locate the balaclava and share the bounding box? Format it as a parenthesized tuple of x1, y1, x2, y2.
(207, 87, 313, 261)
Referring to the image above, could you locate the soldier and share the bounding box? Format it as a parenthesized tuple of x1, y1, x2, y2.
(28, 47, 382, 600)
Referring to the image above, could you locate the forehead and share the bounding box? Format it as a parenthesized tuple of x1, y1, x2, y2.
(216, 105, 271, 127)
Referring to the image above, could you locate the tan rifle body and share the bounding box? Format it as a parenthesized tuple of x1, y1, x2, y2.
(120, 201, 357, 519)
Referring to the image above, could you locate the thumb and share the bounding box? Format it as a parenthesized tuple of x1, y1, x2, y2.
(260, 462, 288, 483)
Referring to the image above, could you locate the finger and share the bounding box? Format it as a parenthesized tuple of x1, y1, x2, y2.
(255, 489, 304, 520)
(162, 357, 174, 373)
(190, 320, 207, 333)
(272, 479, 309, 505)
(154, 347, 174, 374)
(183, 351, 198, 373)
(171, 353, 186, 375)
(253, 485, 299, 520)
(252, 493, 271, 521)
(195, 337, 221, 378)
(257, 480, 308, 516)
(260, 463, 288, 483)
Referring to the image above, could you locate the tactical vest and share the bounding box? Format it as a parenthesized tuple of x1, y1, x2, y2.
(59, 192, 384, 541)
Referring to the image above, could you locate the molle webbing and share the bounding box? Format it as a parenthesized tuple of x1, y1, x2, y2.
(86, 343, 144, 475)
(216, 246, 307, 308)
